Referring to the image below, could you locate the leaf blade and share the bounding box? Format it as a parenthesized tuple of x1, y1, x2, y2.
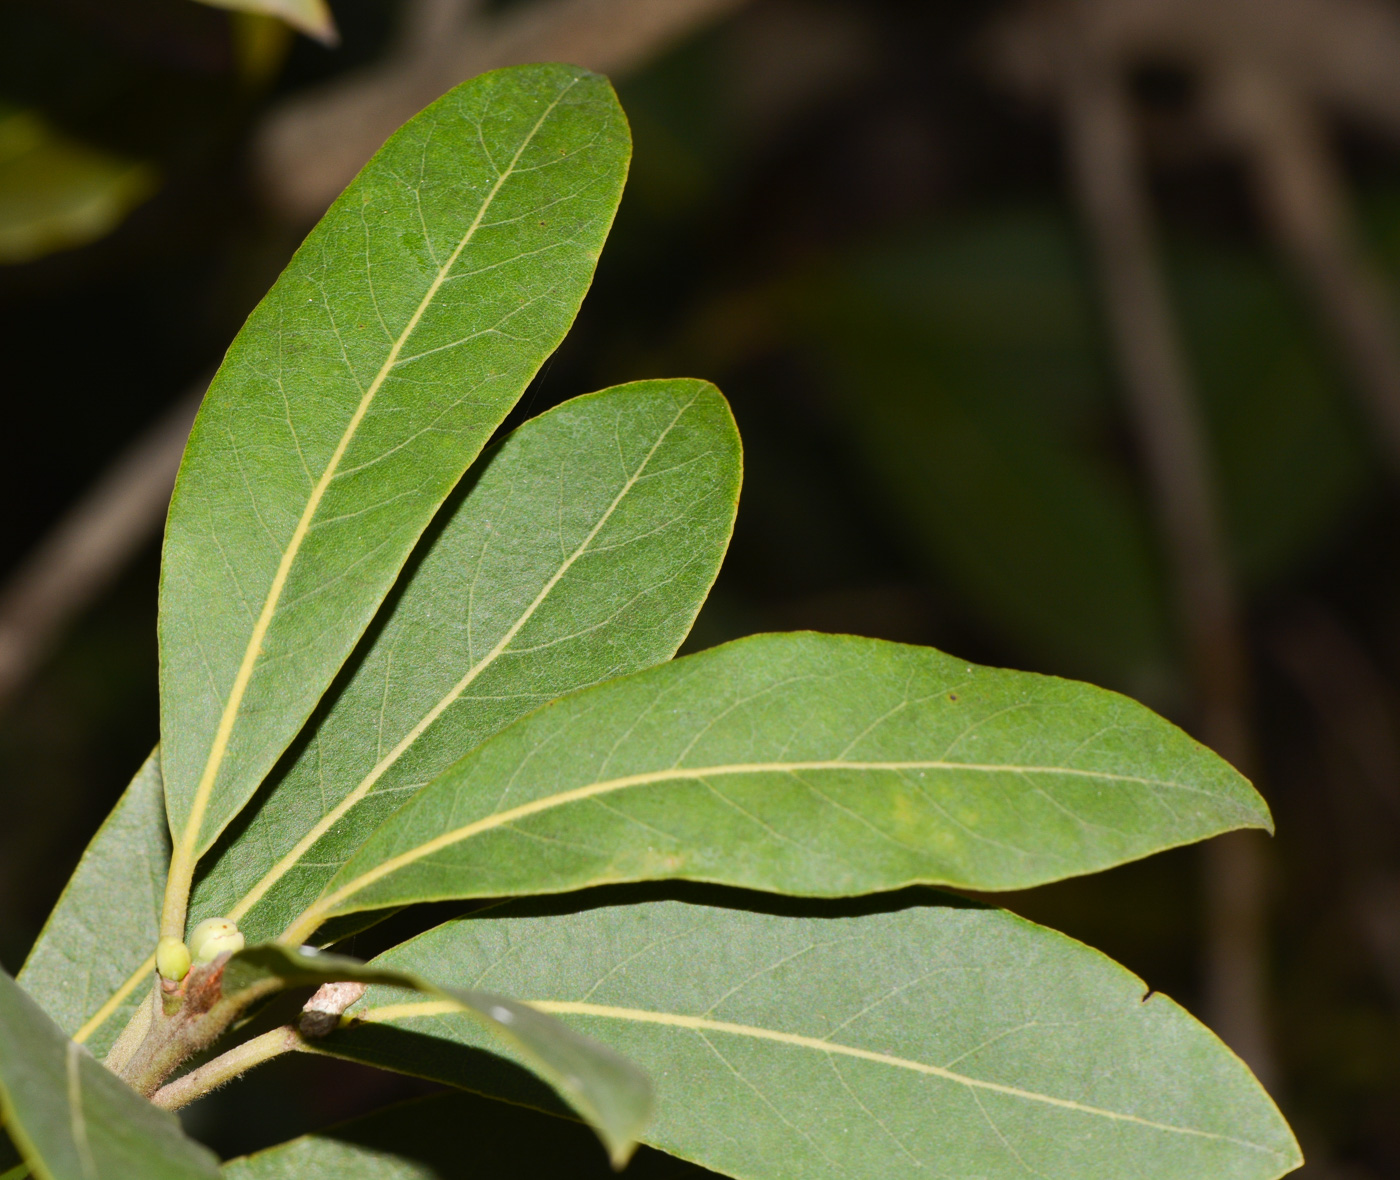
(190, 378, 740, 943)
(0, 967, 219, 1180)
(332, 900, 1301, 1180)
(158, 63, 631, 927)
(18, 751, 168, 1057)
(298, 632, 1268, 931)
(223, 944, 652, 1164)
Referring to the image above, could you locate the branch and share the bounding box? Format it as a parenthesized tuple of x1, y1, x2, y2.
(150, 1025, 307, 1111)
(147, 980, 366, 1109)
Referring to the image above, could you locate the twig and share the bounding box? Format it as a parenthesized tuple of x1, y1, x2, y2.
(0, 386, 202, 716)
(254, 0, 752, 220)
(148, 979, 367, 1109)
(150, 1025, 307, 1111)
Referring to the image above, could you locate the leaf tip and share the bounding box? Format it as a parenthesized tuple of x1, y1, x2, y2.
(298, 0, 339, 46)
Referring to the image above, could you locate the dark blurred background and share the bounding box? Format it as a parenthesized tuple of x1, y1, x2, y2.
(2, 0, 1399, 1175)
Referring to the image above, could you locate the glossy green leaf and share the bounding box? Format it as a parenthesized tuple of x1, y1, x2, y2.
(221, 1088, 712, 1178)
(222, 944, 651, 1164)
(288, 631, 1269, 936)
(334, 899, 1301, 1180)
(190, 0, 336, 44)
(0, 966, 219, 1180)
(157, 63, 631, 924)
(18, 751, 168, 1057)
(190, 378, 739, 944)
(0, 105, 158, 265)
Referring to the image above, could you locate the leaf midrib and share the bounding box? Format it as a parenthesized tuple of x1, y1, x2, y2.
(354, 999, 1286, 1157)
(160, 76, 581, 940)
(227, 390, 700, 932)
(285, 757, 1233, 939)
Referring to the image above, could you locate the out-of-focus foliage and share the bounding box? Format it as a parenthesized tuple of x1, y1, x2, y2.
(0, 104, 158, 265)
(189, 0, 335, 46)
(771, 208, 1374, 696)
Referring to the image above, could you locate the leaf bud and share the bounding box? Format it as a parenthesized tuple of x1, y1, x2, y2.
(189, 917, 245, 964)
(156, 936, 191, 982)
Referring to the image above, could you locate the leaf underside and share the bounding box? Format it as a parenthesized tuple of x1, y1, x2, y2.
(0, 967, 218, 1180)
(190, 378, 740, 944)
(158, 63, 631, 873)
(18, 751, 168, 1056)
(329, 899, 1301, 1180)
(308, 631, 1269, 925)
(224, 944, 651, 1163)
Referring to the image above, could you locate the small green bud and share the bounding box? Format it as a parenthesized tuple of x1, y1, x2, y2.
(156, 936, 191, 982)
(189, 917, 245, 964)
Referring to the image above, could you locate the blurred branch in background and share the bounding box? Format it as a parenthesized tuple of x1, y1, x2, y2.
(0, 0, 753, 718)
(1213, 73, 1400, 474)
(0, 388, 202, 717)
(254, 0, 752, 220)
(991, 1, 1276, 1085)
(1271, 607, 1400, 1009)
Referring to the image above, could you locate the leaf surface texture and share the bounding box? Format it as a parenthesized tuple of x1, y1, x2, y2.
(158, 64, 630, 888)
(302, 632, 1269, 928)
(191, 379, 738, 942)
(335, 900, 1301, 1180)
(18, 751, 169, 1056)
(0, 967, 219, 1180)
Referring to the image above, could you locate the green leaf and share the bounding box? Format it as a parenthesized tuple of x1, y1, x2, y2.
(189, 0, 337, 44)
(157, 63, 631, 929)
(333, 899, 1301, 1180)
(220, 1088, 711, 1178)
(0, 966, 220, 1180)
(222, 944, 651, 1164)
(18, 751, 168, 1057)
(0, 105, 158, 265)
(190, 378, 739, 944)
(289, 632, 1269, 936)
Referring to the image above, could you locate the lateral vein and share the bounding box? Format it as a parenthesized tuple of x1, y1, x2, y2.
(282, 757, 1228, 940)
(244, 393, 697, 932)
(160, 77, 580, 940)
(356, 999, 1282, 1155)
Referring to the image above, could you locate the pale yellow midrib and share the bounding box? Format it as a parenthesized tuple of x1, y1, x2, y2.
(355, 999, 1282, 1154)
(65, 1040, 95, 1179)
(72, 954, 154, 1044)
(160, 82, 576, 941)
(284, 758, 1198, 939)
(232, 395, 696, 929)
